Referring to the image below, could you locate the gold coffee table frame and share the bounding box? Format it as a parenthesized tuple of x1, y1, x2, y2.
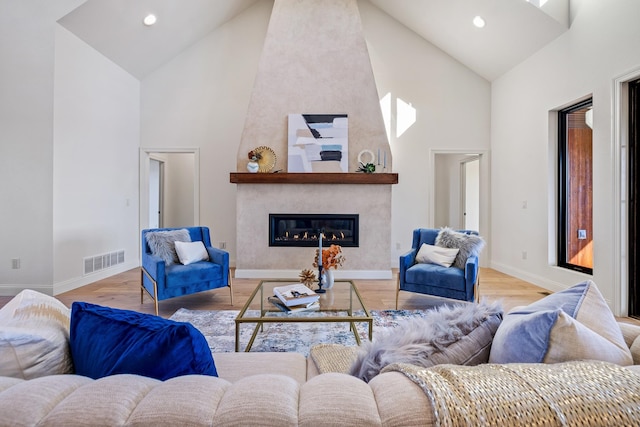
(235, 279, 373, 352)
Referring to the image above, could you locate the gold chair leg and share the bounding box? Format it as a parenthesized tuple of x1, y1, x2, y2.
(395, 274, 401, 310)
(474, 274, 481, 304)
(154, 288, 159, 316)
(141, 267, 160, 316)
(228, 268, 234, 306)
(140, 269, 144, 304)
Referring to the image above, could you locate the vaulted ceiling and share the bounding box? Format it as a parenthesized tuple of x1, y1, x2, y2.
(58, 0, 569, 81)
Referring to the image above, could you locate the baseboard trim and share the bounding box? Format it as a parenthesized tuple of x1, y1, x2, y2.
(0, 284, 53, 297)
(489, 261, 568, 293)
(53, 261, 140, 295)
(234, 269, 393, 280)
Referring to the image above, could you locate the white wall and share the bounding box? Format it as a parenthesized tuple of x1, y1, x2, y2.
(53, 25, 140, 293)
(358, 0, 492, 261)
(0, 1, 83, 295)
(491, 0, 640, 313)
(139, 0, 491, 269)
(141, 1, 273, 263)
(0, 0, 495, 296)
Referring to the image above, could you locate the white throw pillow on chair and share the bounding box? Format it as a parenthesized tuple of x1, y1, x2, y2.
(175, 241, 209, 265)
(415, 243, 459, 268)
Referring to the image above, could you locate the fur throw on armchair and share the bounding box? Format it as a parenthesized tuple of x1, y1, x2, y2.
(435, 227, 485, 269)
(349, 301, 503, 382)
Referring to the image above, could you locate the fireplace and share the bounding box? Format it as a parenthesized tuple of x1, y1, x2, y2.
(269, 214, 359, 247)
(232, 0, 394, 279)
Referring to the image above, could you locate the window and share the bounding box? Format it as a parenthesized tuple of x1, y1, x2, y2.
(558, 99, 593, 274)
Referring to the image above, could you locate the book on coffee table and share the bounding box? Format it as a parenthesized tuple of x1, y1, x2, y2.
(268, 296, 320, 313)
(273, 283, 320, 307)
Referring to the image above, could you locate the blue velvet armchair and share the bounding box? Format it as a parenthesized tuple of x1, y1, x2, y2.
(396, 228, 480, 308)
(141, 227, 232, 315)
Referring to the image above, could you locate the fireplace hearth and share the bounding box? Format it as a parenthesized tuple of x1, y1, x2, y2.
(269, 214, 359, 247)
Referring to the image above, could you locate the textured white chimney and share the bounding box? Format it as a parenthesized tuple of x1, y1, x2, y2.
(234, 0, 393, 279)
(237, 0, 389, 171)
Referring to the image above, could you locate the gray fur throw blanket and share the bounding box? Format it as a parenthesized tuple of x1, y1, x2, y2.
(349, 301, 503, 382)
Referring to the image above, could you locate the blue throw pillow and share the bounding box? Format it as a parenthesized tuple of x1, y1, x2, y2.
(489, 280, 632, 365)
(69, 302, 217, 380)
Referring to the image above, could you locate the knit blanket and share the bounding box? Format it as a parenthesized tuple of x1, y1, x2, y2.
(383, 360, 640, 427)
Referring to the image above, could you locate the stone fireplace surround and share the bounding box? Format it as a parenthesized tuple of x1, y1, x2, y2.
(233, 182, 393, 280)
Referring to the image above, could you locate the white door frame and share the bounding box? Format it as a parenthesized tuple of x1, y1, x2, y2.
(429, 149, 490, 266)
(612, 67, 640, 316)
(139, 148, 200, 233)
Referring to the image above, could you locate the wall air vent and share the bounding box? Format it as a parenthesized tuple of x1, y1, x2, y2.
(83, 250, 125, 275)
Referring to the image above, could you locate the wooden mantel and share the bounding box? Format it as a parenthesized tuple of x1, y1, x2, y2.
(230, 172, 398, 185)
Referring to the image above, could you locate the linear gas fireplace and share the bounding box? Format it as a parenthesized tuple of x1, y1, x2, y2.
(269, 214, 359, 247)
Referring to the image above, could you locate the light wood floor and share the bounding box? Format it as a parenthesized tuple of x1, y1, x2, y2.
(46, 267, 551, 318)
(3, 267, 638, 324)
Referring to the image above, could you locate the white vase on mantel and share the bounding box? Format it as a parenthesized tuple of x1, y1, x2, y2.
(247, 161, 259, 173)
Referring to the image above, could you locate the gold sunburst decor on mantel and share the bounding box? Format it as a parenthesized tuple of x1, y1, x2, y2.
(252, 146, 276, 173)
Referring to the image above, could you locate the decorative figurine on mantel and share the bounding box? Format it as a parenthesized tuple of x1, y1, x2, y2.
(357, 162, 376, 173)
(246, 146, 277, 173)
(247, 150, 260, 173)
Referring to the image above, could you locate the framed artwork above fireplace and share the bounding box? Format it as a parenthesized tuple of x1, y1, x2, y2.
(287, 114, 348, 173)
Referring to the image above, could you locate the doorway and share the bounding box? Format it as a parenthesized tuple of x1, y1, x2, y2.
(431, 150, 489, 267)
(148, 157, 164, 229)
(433, 152, 483, 231)
(462, 157, 480, 231)
(139, 148, 200, 232)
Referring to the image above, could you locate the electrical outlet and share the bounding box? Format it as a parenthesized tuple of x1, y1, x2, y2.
(219, 242, 227, 249)
(578, 229, 587, 240)
(11, 258, 20, 269)
(396, 242, 401, 250)
(522, 251, 527, 260)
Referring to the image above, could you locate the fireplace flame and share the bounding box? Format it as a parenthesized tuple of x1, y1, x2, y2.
(269, 214, 358, 247)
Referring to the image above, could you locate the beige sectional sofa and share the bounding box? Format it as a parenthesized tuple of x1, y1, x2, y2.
(0, 352, 434, 426)
(0, 342, 640, 426)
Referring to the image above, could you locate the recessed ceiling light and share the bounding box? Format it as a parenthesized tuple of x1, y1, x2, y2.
(473, 16, 486, 28)
(143, 14, 157, 26)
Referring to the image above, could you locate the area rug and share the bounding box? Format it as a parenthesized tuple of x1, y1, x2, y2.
(169, 309, 432, 356)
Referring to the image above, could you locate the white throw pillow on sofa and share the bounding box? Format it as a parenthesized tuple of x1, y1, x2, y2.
(175, 240, 210, 265)
(415, 243, 459, 268)
(0, 289, 73, 379)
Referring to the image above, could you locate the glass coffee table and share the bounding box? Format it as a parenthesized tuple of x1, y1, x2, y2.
(235, 279, 373, 352)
